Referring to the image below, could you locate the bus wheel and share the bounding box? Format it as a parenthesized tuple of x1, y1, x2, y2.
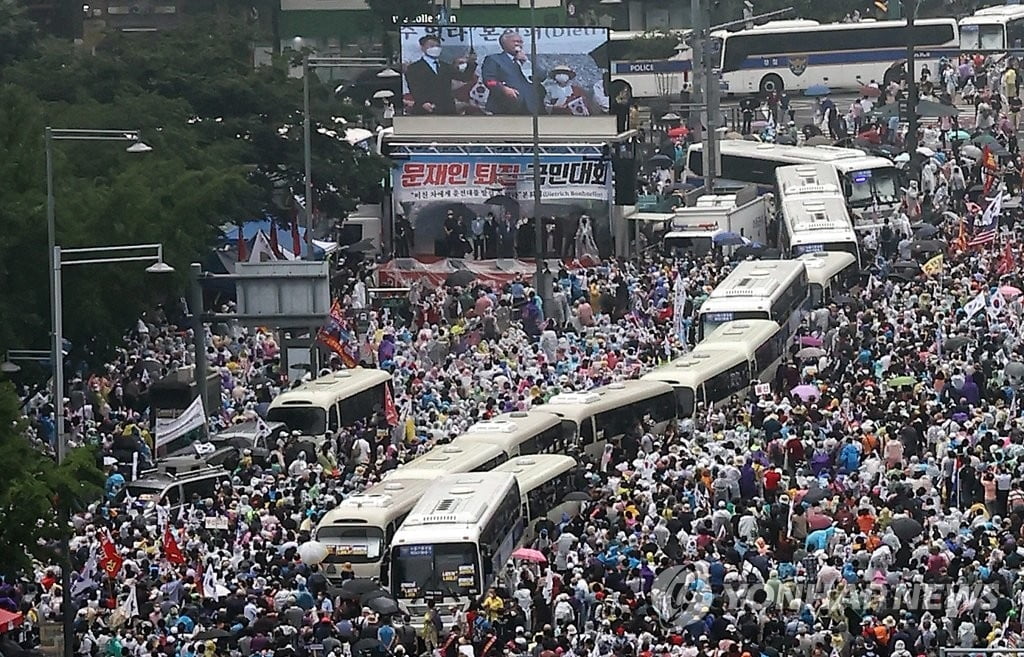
(759, 74, 784, 95)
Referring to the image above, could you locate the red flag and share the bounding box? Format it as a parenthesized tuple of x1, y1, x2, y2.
(998, 241, 1016, 276)
(268, 225, 281, 258)
(162, 525, 186, 565)
(195, 560, 204, 598)
(317, 299, 358, 368)
(384, 385, 399, 427)
(982, 145, 999, 172)
(98, 529, 123, 579)
(237, 225, 248, 262)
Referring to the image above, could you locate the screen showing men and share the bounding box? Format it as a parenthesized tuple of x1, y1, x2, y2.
(399, 26, 610, 117)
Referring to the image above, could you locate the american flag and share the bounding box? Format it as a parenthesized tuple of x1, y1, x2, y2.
(968, 190, 1003, 247)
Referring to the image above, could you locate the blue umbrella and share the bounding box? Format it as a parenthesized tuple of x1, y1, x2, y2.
(713, 231, 748, 247)
(804, 83, 831, 97)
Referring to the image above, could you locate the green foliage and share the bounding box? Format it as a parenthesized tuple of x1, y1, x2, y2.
(621, 32, 681, 60)
(0, 0, 35, 70)
(0, 382, 104, 579)
(0, 14, 387, 359)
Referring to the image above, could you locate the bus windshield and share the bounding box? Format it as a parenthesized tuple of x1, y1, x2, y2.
(392, 543, 479, 599)
(266, 407, 326, 436)
(845, 169, 899, 208)
(960, 24, 1004, 51)
(700, 311, 768, 340)
(316, 526, 384, 563)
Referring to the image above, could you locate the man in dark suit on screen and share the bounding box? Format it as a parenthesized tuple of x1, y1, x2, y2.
(480, 29, 545, 116)
(405, 34, 474, 115)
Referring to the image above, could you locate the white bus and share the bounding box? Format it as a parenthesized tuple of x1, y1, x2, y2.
(314, 477, 433, 581)
(389, 472, 523, 603)
(706, 17, 959, 95)
(266, 368, 393, 442)
(537, 380, 676, 458)
(696, 259, 809, 341)
(642, 319, 786, 417)
(492, 454, 580, 545)
(387, 442, 509, 480)
(797, 251, 859, 307)
(685, 141, 901, 223)
(959, 6, 1024, 53)
(778, 196, 861, 264)
(452, 411, 565, 457)
(608, 30, 692, 99)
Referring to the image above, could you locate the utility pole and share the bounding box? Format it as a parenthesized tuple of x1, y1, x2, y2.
(702, 1, 720, 193)
(689, 0, 705, 144)
(904, 0, 920, 151)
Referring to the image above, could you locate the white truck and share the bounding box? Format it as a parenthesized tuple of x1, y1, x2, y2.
(663, 186, 771, 256)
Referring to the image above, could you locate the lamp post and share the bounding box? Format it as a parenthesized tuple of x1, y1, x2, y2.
(51, 242, 172, 657)
(301, 56, 387, 260)
(0, 349, 51, 374)
(528, 1, 552, 314)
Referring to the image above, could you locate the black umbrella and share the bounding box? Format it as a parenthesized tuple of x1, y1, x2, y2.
(890, 516, 924, 542)
(352, 639, 384, 656)
(194, 629, 232, 641)
(909, 240, 945, 257)
(359, 588, 392, 604)
(892, 259, 921, 272)
(328, 586, 362, 600)
(445, 269, 476, 288)
(943, 336, 971, 351)
(366, 595, 401, 616)
(563, 491, 592, 502)
(802, 487, 829, 505)
(648, 154, 674, 168)
(914, 224, 941, 239)
(888, 270, 916, 282)
(341, 578, 380, 595)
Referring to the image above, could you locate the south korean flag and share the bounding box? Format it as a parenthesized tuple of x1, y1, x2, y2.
(567, 96, 590, 116)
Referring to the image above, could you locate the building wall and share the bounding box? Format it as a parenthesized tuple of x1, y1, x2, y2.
(84, 0, 181, 31)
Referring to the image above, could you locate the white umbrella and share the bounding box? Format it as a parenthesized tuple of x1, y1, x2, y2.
(297, 540, 329, 565)
(343, 128, 374, 145)
(377, 67, 401, 78)
(916, 146, 935, 157)
(661, 112, 681, 121)
(373, 89, 395, 99)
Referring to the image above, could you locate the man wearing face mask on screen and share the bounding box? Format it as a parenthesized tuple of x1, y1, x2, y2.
(481, 29, 545, 116)
(405, 34, 475, 115)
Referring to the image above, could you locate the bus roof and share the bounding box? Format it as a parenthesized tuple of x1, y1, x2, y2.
(962, 6, 1024, 22)
(707, 260, 806, 299)
(269, 368, 392, 409)
(641, 345, 750, 389)
(781, 197, 854, 233)
(699, 319, 782, 359)
(456, 411, 560, 441)
(394, 472, 519, 537)
(691, 141, 895, 174)
(775, 164, 843, 198)
(713, 16, 956, 37)
(535, 380, 674, 424)
(798, 251, 858, 284)
(316, 478, 434, 529)
(492, 455, 577, 494)
(387, 443, 507, 480)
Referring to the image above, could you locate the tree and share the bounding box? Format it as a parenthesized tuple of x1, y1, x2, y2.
(0, 0, 36, 70)
(0, 15, 387, 359)
(0, 382, 104, 579)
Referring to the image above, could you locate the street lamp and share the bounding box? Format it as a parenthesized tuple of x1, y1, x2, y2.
(301, 56, 387, 260)
(0, 349, 51, 374)
(51, 242, 172, 657)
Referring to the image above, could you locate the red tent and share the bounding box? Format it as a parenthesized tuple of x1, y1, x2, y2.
(0, 608, 23, 633)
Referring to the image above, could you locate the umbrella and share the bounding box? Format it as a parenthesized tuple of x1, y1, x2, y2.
(950, 129, 971, 142)
(341, 578, 381, 595)
(660, 112, 681, 121)
(914, 224, 940, 239)
(915, 99, 959, 118)
(801, 487, 830, 505)
(893, 259, 921, 271)
(328, 587, 362, 601)
(858, 85, 881, 98)
(713, 231, 747, 247)
(733, 244, 781, 259)
(353, 639, 384, 656)
(909, 240, 945, 257)
(343, 127, 374, 145)
(790, 384, 820, 401)
(563, 491, 592, 502)
(890, 516, 924, 542)
(648, 154, 674, 168)
(886, 375, 916, 388)
(724, 130, 743, 140)
(365, 596, 401, 616)
(667, 126, 689, 138)
(342, 238, 376, 253)
(1001, 285, 1022, 298)
(806, 513, 833, 530)
(831, 294, 859, 308)
(796, 347, 826, 360)
(512, 547, 547, 563)
(804, 83, 831, 97)
(359, 588, 392, 604)
(804, 135, 832, 146)
(943, 336, 971, 351)
(444, 269, 476, 288)
(194, 629, 232, 640)
(972, 133, 1002, 148)
(799, 335, 823, 347)
(372, 89, 395, 99)
(916, 146, 935, 158)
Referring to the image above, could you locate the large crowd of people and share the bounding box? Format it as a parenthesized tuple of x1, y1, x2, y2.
(5, 48, 1024, 657)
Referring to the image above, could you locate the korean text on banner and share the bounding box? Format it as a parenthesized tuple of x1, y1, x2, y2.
(155, 395, 206, 448)
(393, 156, 610, 204)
